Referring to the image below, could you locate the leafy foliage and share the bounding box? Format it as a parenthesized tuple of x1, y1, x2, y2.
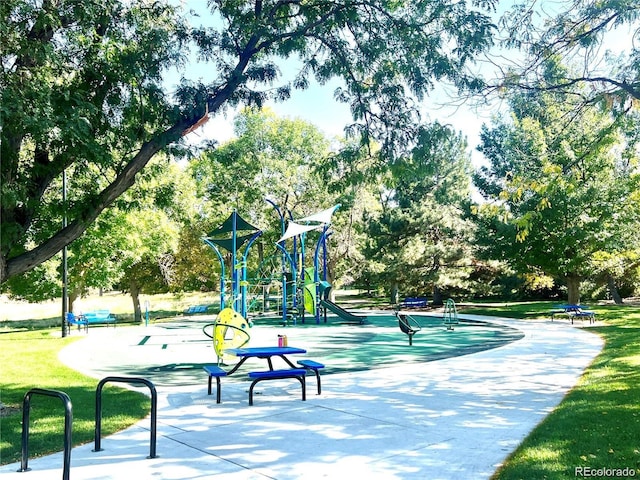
(494, 0, 639, 108)
(473, 63, 640, 302)
(362, 122, 478, 301)
(1, 0, 191, 282)
(1, 0, 497, 284)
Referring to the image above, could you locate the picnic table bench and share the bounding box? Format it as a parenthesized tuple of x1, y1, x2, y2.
(203, 347, 325, 404)
(248, 369, 307, 406)
(550, 304, 595, 324)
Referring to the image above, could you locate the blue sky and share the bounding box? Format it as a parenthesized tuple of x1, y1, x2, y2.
(166, 0, 494, 161)
(168, 1, 635, 169)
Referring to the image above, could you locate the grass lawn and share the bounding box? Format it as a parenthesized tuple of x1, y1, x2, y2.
(0, 330, 150, 465)
(1, 293, 639, 477)
(460, 302, 640, 479)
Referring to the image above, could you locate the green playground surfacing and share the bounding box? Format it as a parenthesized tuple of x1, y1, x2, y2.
(125, 311, 524, 384)
(253, 312, 525, 374)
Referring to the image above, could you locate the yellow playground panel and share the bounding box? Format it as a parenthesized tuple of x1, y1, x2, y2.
(213, 307, 251, 362)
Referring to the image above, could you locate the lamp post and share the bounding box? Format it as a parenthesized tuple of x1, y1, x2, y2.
(61, 169, 68, 338)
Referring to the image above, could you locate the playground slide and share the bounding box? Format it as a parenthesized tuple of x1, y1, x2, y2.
(319, 300, 367, 325)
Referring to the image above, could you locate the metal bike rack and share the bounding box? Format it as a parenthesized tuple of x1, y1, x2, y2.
(18, 388, 73, 480)
(94, 376, 158, 459)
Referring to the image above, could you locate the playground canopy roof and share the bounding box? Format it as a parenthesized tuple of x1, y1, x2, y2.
(207, 234, 259, 253)
(277, 205, 340, 243)
(206, 211, 262, 253)
(277, 222, 319, 243)
(297, 205, 340, 225)
(208, 211, 259, 236)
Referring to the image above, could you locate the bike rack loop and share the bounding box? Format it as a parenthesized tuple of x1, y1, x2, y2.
(94, 376, 158, 459)
(18, 388, 73, 480)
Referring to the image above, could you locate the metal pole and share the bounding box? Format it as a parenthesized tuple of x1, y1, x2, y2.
(266, 199, 288, 323)
(61, 169, 68, 338)
(19, 388, 73, 480)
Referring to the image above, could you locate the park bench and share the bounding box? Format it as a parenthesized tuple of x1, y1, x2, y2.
(248, 369, 307, 406)
(401, 297, 428, 308)
(550, 305, 595, 324)
(569, 309, 596, 324)
(203, 365, 228, 403)
(65, 312, 88, 334)
(184, 305, 210, 315)
(297, 359, 325, 394)
(83, 310, 117, 326)
(82, 310, 117, 328)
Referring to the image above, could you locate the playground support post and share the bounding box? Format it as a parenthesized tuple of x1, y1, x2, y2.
(240, 232, 262, 318)
(203, 238, 226, 310)
(313, 227, 332, 324)
(275, 241, 298, 323)
(266, 198, 290, 323)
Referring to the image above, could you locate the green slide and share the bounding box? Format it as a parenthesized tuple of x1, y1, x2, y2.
(319, 300, 367, 325)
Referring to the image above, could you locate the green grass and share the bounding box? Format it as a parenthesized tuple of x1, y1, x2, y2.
(0, 330, 150, 465)
(459, 302, 640, 480)
(2, 294, 640, 476)
(0, 291, 218, 331)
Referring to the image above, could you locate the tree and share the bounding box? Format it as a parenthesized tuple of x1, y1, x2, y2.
(189, 108, 338, 298)
(1, 158, 195, 321)
(473, 65, 640, 304)
(1, 0, 497, 284)
(492, 0, 639, 107)
(191, 107, 330, 219)
(361, 122, 477, 303)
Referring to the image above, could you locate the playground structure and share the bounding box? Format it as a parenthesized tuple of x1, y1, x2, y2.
(202, 202, 366, 335)
(202, 211, 262, 319)
(210, 307, 251, 363)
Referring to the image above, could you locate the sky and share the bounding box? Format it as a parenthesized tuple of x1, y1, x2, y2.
(166, 0, 499, 167)
(168, 1, 636, 170)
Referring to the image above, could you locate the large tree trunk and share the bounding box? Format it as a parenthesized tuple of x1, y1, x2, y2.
(607, 274, 624, 304)
(68, 289, 80, 314)
(432, 286, 443, 306)
(2, 127, 185, 283)
(390, 281, 399, 304)
(566, 274, 581, 304)
(130, 282, 142, 324)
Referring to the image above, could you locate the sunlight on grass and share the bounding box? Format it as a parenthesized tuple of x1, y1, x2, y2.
(484, 302, 640, 480)
(0, 330, 149, 465)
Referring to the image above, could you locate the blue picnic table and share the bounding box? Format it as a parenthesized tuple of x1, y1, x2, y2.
(224, 346, 307, 374)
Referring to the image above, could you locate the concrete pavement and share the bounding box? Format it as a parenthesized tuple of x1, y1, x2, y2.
(0, 314, 603, 479)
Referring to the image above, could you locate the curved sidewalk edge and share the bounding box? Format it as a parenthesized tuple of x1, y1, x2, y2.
(0, 317, 603, 480)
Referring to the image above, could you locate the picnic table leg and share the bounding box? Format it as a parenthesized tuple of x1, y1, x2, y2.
(278, 355, 297, 369)
(226, 357, 248, 375)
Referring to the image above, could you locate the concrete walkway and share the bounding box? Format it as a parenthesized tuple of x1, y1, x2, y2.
(0, 315, 603, 480)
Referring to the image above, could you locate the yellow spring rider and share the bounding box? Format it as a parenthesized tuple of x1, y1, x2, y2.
(212, 307, 251, 363)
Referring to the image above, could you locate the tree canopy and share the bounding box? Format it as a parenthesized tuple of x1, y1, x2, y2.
(1, 0, 497, 285)
(362, 122, 477, 302)
(493, 0, 639, 108)
(473, 61, 640, 303)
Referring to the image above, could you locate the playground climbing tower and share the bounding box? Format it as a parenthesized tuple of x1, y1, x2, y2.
(275, 204, 340, 324)
(203, 211, 262, 318)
